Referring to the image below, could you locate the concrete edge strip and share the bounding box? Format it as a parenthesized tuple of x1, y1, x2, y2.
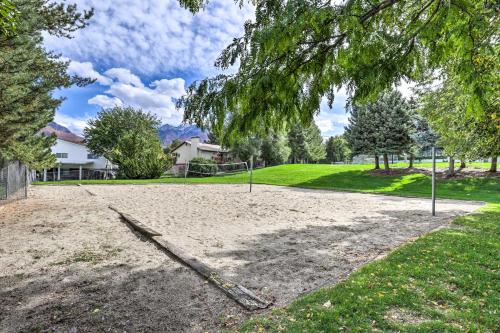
(108, 205, 271, 311)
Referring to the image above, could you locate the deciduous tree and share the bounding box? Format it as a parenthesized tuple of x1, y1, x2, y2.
(178, 0, 498, 142)
(85, 107, 171, 179)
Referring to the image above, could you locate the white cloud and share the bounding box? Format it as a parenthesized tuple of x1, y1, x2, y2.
(104, 68, 144, 87)
(44, 0, 254, 76)
(54, 113, 90, 135)
(88, 95, 123, 108)
(70, 61, 186, 124)
(314, 89, 350, 136)
(66, 58, 112, 85)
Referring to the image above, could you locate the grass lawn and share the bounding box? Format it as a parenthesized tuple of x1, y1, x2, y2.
(34, 163, 499, 331)
(35, 163, 499, 202)
(239, 204, 500, 333)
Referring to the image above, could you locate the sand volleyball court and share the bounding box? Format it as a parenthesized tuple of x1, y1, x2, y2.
(0, 184, 483, 332)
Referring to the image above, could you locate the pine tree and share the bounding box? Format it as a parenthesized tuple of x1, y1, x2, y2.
(326, 136, 351, 164)
(288, 121, 326, 164)
(260, 133, 290, 166)
(0, 1, 92, 167)
(345, 90, 412, 171)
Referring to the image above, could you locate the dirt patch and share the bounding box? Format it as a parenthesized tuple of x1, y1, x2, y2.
(0, 186, 248, 333)
(385, 307, 432, 325)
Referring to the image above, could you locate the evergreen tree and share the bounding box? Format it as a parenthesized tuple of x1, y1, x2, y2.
(344, 101, 380, 169)
(0, 0, 92, 167)
(326, 135, 351, 163)
(85, 107, 170, 179)
(260, 133, 290, 166)
(288, 121, 326, 163)
(306, 122, 326, 163)
(178, 1, 497, 141)
(345, 90, 412, 171)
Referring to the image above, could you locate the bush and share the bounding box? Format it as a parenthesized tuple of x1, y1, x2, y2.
(187, 157, 217, 177)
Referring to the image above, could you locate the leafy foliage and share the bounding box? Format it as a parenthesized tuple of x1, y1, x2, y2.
(325, 135, 351, 163)
(231, 136, 262, 163)
(0, 0, 92, 167)
(178, 0, 498, 142)
(288, 121, 326, 163)
(260, 132, 290, 166)
(418, 77, 500, 167)
(0, 0, 18, 36)
(187, 157, 217, 176)
(85, 107, 170, 179)
(345, 90, 413, 169)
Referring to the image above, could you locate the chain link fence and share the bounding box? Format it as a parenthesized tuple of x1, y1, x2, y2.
(0, 160, 28, 203)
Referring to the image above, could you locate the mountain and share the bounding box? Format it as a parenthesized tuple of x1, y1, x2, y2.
(47, 121, 72, 133)
(40, 122, 85, 145)
(158, 124, 208, 146)
(41, 121, 207, 147)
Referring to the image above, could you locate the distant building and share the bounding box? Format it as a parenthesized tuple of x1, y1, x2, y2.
(39, 126, 114, 181)
(170, 137, 230, 174)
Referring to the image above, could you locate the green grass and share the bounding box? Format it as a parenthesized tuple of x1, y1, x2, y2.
(35, 163, 499, 202)
(239, 204, 500, 333)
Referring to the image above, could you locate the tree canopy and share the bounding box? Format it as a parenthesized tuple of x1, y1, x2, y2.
(0, 0, 18, 36)
(0, 0, 92, 168)
(178, 0, 498, 142)
(418, 76, 499, 171)
(345, 90, 412, 170)
(288, 121, 326, 163)
(84, 107, 171, 179)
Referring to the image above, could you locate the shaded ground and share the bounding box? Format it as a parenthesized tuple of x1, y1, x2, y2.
(0, 184, 483, 332)
(0, 186, 247, 333)
(369, 166, 499, 179)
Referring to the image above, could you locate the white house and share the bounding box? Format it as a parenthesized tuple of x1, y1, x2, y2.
(170, 137, 230, 173)
(40, 127, 113, 181)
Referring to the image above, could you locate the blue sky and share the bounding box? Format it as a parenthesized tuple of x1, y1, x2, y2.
(45, 0, 350, 136)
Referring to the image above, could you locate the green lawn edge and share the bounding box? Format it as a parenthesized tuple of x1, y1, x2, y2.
(237, 204, 500, 333)
(34, 164, 499, 203)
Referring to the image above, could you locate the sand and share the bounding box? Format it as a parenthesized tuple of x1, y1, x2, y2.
(0, 184, 483, 332)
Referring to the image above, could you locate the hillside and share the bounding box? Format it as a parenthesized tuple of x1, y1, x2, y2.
(158, 123, 208, 146)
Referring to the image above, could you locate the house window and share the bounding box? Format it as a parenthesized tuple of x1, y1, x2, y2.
(55, 153, 68, 158)
(87, 153, 99, 159)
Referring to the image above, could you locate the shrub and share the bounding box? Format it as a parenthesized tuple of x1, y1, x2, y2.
(187, 157, 217, 177)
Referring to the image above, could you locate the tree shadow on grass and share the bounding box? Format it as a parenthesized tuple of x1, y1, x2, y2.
(290, 170, 499, 203)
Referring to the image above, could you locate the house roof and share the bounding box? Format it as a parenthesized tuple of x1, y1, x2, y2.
(171, 141, 229, 153)
(40, 126, 85, 145)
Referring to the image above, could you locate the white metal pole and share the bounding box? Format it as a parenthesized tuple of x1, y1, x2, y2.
(184, 162, 189, 185)
(432, 146, 436, 216)
(249, 156, 253, 193)
(57, 164, 61, 181)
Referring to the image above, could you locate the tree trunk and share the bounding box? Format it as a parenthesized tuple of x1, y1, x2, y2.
(383, 153, 390, 171)
(448, 157, 455, 176)
(460, 159, 466, 169)
(490, 156, 497, 173)
(409, 153, 414, 168)
(374, 155, 380, 169)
